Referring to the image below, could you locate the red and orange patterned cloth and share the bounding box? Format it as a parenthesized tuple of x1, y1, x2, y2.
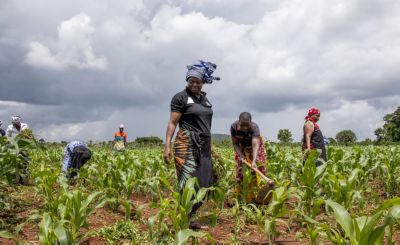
(305, 107, 320, 130)
(234, 137, 267, 182)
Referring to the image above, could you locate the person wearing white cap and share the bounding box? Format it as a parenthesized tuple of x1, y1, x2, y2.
(6, 115, 29, 138)
(0, 120, 6, 137)
(113, 124, 127, 153)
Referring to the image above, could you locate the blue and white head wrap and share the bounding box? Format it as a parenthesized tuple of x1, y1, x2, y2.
(186, 60, 220, 84)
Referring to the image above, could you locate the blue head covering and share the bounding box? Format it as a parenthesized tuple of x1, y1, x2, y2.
(186, 60, 220, 84)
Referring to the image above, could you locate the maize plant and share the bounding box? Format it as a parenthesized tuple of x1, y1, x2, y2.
(324, 198, 400, 244)
(296, 150, 327, 217)
(322, 167, 365, 210)
(376, 147, 400, 198)
(38, 212, 72, 245)
(264, 185, 298, 243)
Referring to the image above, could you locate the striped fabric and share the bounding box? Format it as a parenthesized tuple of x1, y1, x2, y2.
(173, 129, 198, 190)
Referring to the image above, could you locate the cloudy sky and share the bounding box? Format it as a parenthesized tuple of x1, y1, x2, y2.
(0, 0, 399, 142)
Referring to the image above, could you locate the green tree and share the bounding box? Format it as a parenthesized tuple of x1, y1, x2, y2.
(336, 130, 357, 146)
(374, 127, 386, 144)
(277, 129, 293, 144)
(374, 107, 400, 144)
(134, 136, 163, 146)
(327, 137, 337, 145)
(382, 106, 400, 142)
(359, 138, 373, 146)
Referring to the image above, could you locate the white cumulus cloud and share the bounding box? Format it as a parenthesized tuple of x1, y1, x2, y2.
(25, 13, 107, 70)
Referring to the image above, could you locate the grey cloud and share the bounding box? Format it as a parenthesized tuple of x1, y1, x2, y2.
(0, 0, 399, 141)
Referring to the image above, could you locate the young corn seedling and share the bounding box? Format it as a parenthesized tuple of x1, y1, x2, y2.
(377, 147, 400, 198)
(296, 150, 327, 217)
(322, 168, 365, 210)
(264, 185, 298, 243)
(324, 198, 400, 244)
(38, 212, 72, 245)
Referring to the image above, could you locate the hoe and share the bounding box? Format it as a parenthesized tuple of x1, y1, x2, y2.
(242, 160, 275, 204)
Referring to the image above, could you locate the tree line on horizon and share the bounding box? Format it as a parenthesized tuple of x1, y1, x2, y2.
(38, 106, 399, 147)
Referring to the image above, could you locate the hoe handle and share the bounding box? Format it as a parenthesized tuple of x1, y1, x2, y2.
(242, 160, 274, 183)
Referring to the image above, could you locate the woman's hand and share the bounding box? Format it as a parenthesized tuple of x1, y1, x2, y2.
(251, 161, 257, 169)
(163, 146, 171, 164)
(164, 111, 181, 165)
(303, 148, 311, 160)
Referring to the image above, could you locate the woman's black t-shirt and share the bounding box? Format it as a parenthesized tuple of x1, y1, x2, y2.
(230, 121, 260, 147)
(170, 88, 213, 134)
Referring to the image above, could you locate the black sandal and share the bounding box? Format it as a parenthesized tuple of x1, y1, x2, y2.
(189, 221, 202, 230)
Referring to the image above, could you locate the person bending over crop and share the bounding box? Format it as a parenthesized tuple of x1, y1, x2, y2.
(61, 141, 92, 179)
(164, 60, 220, 230)
(302, 107, 327, 166)
(113, 124, 127, 153)
(231, 112, 274, 202)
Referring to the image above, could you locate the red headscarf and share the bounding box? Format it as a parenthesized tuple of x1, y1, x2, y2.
(305, 107, 320, 130)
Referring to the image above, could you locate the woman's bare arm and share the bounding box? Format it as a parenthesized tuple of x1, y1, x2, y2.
(163, 112, 182, 164)
(304, 121, 314, 150)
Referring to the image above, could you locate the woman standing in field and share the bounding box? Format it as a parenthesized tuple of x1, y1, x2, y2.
(163, 60, 219, 229)
(231, 112, 273, 202)
(113, 124, 127, 153)
(302, 107, 327, 166)
(6, 115, 29, 138)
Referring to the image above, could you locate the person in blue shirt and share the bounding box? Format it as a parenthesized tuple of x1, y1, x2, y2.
(61, 141, 92, 179)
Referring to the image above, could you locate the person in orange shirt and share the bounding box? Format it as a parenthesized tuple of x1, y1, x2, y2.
(113, 124, 127, 153)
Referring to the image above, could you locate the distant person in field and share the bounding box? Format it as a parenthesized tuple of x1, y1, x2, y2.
(231, 112, 274, 202)
(164, 60, 220, 230)
(61, 141, 92, 179)
(302, 107, 327, 166)
(6, 115, 29, 138)
(0, 120, 5, 137)
(113, 124, 127, 153)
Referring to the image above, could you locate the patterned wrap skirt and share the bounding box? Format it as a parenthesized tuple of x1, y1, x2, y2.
(174, 129, 213, 191)
(234, 137, 267, 182)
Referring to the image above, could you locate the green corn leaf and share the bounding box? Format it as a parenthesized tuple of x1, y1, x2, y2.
(312, 198, 325, 218)
(388, 205, 400, 219)
(376, 198, 400, 212)
(54, 223, 72, 245)
(325, 200, 356, 244)
(40, 213, 52, 237)
(81, 191, 101, 211)
(369, 205, 400, 245)
(95, 197, 116, 209)
(348, 168, 361, 187)
(368, 224, 386, 245)
(358, 211, 384, 244)
(121, 199, 132, 221)
(194, 187, 210, 204)
(174, 229, 209, 245)
(0, 230, 15, 239)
